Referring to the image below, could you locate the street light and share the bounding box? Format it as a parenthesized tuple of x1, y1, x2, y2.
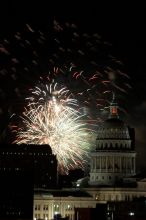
(129, 212, 135, 216)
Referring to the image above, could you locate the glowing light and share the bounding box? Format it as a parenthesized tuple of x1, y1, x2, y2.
(13, 82, 93, 173)
(111, 107, 118, 115)
(129, 212, 134, 216)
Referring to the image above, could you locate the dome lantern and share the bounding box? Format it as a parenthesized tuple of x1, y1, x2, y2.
(109, 92, 119, 119)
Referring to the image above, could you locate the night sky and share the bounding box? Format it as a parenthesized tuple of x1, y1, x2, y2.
(0, 1, 146, 171)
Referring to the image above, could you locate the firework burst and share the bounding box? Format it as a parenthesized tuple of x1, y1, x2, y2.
(0, 20, 130, 125)
(0, 20, 130, 147)
(12, 82, 93, 173)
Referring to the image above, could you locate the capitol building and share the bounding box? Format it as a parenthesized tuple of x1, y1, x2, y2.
(33, 96, 146, 220)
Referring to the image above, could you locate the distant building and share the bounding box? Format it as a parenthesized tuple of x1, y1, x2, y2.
(0, 144, 57, 219)
(33, 188, 98, 220)
(0, 145, 33, 220)
(24, 144, 57, 189)
(0, 144, 57, 188)
(33, 181, 146, 220)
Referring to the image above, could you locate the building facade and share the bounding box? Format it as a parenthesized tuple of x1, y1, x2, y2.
(33, 189, 98, 220)
(0, 145, 34, 220)
(0, 144, 57, 219)
(33, 180, 146, 220)
(0, 144, 57, 189)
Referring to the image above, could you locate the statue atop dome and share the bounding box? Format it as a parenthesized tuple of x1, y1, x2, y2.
(109, 92, 119, 119)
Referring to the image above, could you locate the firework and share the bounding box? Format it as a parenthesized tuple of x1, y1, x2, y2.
(0, 21, 130, 106)
(0, 20, 130, 143)
(13, 82, 93, 173)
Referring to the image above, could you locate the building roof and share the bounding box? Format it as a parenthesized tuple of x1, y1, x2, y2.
(34, 188, 92, 198)
(96, 118, 130, 140)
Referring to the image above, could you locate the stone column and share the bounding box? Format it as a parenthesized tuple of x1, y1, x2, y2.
(101, 156, 103, 172)
(51, 203, 54, 220)
(120, 157, 121, 172)
(134, 157, 136, 174)
(130, 157, 133, 173)
(128, 157, 130, 172)
(96, 157, 100, 170)
(125, 157, 127, 174)
(113, 156, 115, 173)
(95, 157, 96, 170)
(93, 156, 95, 170)
(106, 156, 108, 172)
(124, 157, 126, 172)
(100, 156, 101, 172)
(95, 156, 97, 172)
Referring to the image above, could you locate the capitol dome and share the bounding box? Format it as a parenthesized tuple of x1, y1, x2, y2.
(89, 94, 136, 186)
(96, 118, 130, 140)
(95, 95, 133, 151)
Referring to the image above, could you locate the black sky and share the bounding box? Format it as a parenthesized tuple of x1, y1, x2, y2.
(1, 1, 146, 170)
(1, 1, 146, 88)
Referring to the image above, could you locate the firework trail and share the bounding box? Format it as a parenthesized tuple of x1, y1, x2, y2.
(52, 20, 130, 111)
(0, 20, 130, 141)
(12, 82, 93, 173)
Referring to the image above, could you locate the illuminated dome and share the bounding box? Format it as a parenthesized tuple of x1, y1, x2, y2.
(89, 93, 136, 186)
(96, 118, 130, 140)
(96, 94, 132, 150)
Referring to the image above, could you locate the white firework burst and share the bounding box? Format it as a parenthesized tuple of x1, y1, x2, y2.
(13, 82, 93, 173)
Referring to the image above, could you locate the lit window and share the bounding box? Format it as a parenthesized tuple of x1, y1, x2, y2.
(129, 212, 134, 216)
(95, 194, 99, 200)
(66, 204, 72, 210)
(54, 204, 59, 211)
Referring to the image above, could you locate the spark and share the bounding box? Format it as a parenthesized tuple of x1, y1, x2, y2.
(13, 82, 93, 174)
(0, 19, 131, 141)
